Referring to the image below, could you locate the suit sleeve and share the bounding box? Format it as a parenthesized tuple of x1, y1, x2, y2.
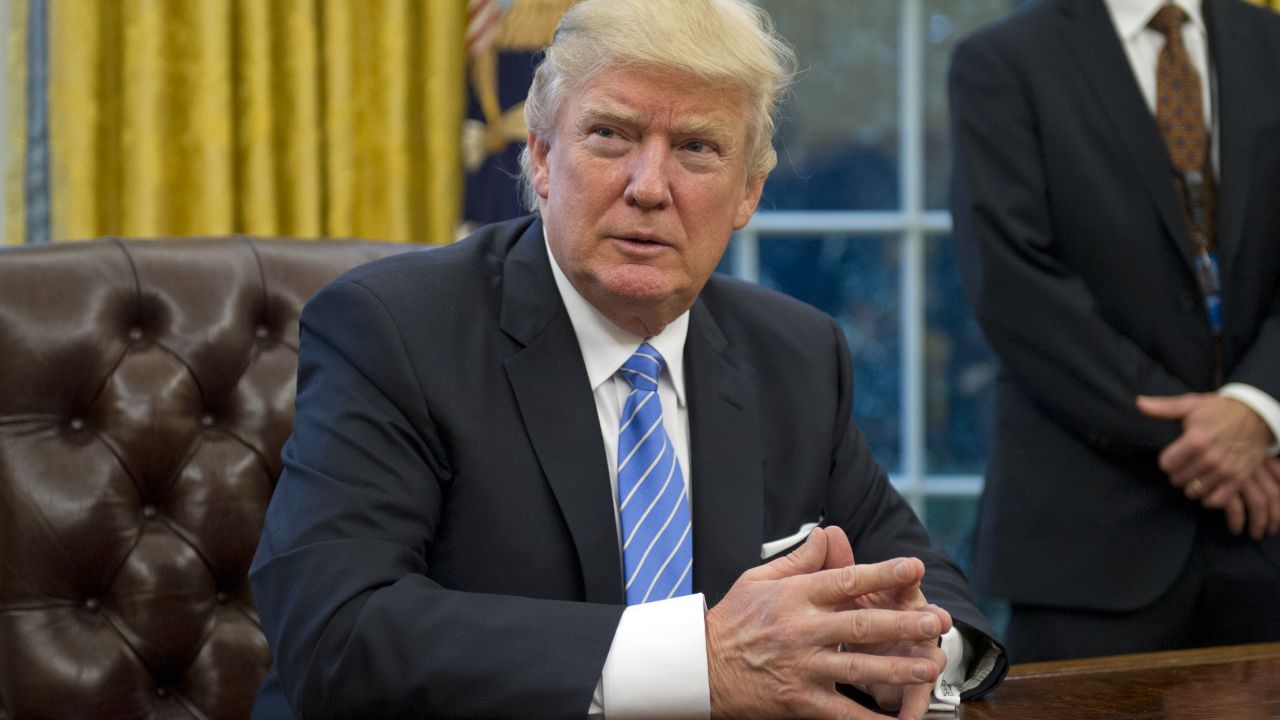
(249, 279, 624, 720)
(949, 36, 1191, 454)
(823, 318, 1007, 700)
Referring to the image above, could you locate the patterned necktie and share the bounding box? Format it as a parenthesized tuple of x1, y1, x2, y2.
(1149, 3, 1217, 250)
(616, 343, 693, 605)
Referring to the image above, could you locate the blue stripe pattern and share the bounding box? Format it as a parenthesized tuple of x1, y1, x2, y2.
(617, 343, 693, 605)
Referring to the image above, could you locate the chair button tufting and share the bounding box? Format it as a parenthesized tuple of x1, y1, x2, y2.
(216, 591, 229, 605)
(142, 505, 158, 520)
(83, 597, 100, 612)
(156, 687, 170, 700)
(201, 414, 215, 428)
(69, 418, 85, 431)
(128, 327, 144, 341)
(255, 325, 270, 339)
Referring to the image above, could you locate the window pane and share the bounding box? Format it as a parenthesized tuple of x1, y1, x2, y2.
(757, 235, 901, 473)
(922, 0, 1023, 209)
(756, 1, 899, 211)
(924, 234, 995, 474)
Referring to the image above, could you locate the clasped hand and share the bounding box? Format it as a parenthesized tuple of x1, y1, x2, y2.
(1138, 393, 1280, 539)
(705, 526, 950, 720)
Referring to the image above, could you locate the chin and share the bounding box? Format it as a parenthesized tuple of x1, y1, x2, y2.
(596, 268, 681, 305)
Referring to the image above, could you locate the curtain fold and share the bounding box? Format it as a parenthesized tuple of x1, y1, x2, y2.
(5, 0, 464, 246)
(4, 0, 31, 246)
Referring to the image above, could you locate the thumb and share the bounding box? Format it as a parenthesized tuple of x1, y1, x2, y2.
(1136, 393, 1205, 420)
(748, 528, 828, 581)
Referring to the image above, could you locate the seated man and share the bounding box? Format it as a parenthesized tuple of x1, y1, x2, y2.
(249, 0, 1007, 717)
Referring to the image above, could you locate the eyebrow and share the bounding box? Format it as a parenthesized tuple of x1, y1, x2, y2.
(579, 102, 738, 151)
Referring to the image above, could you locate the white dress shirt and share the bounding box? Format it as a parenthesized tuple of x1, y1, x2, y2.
(1104, 0, 1280, 453)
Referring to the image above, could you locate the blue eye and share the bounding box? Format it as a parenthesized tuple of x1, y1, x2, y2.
(595, 127, 617, 138)
(685, 141, 709, 153)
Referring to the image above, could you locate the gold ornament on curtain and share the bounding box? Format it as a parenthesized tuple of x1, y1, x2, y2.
(25, 0, 464, 245)
(462, 0, 574, 173)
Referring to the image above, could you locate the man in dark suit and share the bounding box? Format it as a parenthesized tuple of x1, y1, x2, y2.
(250, 0, 1006, 717)
(950, 0, 1280, 663)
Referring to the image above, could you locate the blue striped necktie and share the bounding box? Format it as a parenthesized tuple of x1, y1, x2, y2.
(616, 343, 693, 605)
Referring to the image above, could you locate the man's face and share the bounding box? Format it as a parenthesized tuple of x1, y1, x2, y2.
(528, 66, 765, 336)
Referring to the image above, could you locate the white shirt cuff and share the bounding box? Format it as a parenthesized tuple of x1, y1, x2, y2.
(928, 627, 968, 712)
(588, 593, 710, 719)
(1220, 383, 1280, 456)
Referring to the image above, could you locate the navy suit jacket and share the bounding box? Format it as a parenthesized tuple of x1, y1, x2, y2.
(250, 216, 1000, 719)
(950, 0, 1280, 612)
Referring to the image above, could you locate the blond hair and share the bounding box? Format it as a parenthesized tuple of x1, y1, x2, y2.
(517, 0, 796, 209)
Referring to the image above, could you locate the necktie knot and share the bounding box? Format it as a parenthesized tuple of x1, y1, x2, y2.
(620, 343, 665, 392)
(1149, 4, 1188, 39)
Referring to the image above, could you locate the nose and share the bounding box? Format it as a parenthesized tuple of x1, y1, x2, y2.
(624, 138, 673, 209)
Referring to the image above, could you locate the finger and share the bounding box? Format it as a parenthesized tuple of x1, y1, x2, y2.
(1224, 493, 1246, 536)
(812, 608, 945, 647)
(747, 527, 828, 582)
(897, 642, 948, 720)
(1136, 393, 1206, 420)
(896, 681, 935, 720)
(800, 689, 897, 720)
(1260, 468, 1280, 536)
(807, 558, 924, 607)
(925, 603, 954, 635)
(1161, 439, 1214, 487)
(1201, 481, 1236, 510)
(810, 647, 940, 689)
(822, 526, 855, 570)
(1240, 478, 1269, 541)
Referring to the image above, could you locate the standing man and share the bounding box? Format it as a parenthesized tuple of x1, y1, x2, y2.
(950, 0, 1280, 662)
(250, 0, 1006, 717)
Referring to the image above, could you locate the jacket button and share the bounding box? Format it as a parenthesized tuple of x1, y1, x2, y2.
(1177, 294, 1197, 313)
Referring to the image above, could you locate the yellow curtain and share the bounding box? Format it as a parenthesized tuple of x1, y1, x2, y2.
(6, 0, 464, 246)
(4, 0, 29, 246)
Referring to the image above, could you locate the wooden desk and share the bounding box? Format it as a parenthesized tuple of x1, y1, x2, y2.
(955, 642, 1280, 719)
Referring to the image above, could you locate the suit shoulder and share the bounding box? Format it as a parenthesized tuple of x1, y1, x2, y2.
(953, 0, 1058, 63)
(700, 273, 841, 341)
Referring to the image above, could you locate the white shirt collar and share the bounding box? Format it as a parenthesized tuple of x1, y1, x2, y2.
(1105, 0, 1204, 42)
(544, 233, 690, 408)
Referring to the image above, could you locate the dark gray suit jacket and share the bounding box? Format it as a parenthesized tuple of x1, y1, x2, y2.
(950, 0, 1280, 612)
(250, 216, 1001, 719)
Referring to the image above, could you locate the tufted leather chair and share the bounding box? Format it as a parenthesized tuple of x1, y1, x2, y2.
(0, 236, 413, 720)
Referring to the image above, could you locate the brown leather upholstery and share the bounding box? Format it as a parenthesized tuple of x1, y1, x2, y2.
(0, 236, 412, 720)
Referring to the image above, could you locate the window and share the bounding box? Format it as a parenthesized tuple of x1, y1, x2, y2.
(726, 2, 1022, 619)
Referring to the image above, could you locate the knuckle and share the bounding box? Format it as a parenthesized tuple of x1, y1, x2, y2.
(842, 652, 869, 683)
(851, 610, 873, 642)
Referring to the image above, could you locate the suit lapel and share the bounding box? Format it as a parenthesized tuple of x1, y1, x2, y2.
(1205, 0, 1254, 282)
(501, 221, 624, 605)
(685, 295, 763, 607)
(1056, 0, 1196, 269)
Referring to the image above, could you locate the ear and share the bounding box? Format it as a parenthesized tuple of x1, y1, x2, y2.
(732, 174, 766, 230)
(528, 131, 552, 200)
